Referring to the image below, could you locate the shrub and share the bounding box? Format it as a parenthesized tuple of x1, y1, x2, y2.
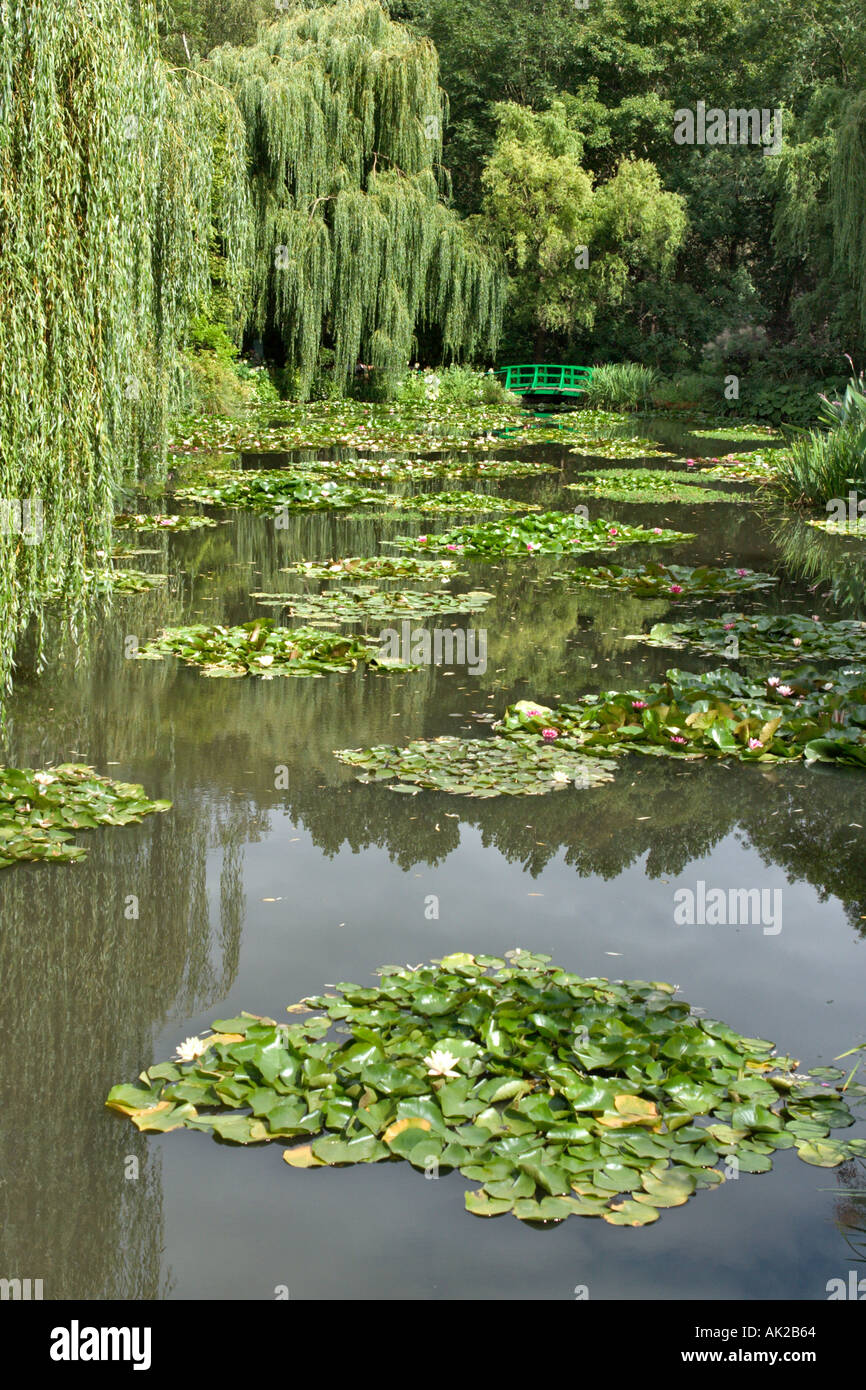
(581, 363, 660, 411)
(182, 353, 257, 417)
(395, 365, 517, 406)
(234, 361, 280, 403)
(771, 372, 866, 505)
(651, 372, 715, 410)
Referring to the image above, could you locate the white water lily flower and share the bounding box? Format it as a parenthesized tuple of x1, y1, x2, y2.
(551, 770, 570, 784)
(424, 1048, 460, 1078)
(174, 1036, 210, 1064)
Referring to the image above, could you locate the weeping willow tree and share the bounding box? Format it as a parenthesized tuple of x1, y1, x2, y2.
(832, 91, 866, 342)
(205, 0, 504, 395)
(0, 0, 249, 692)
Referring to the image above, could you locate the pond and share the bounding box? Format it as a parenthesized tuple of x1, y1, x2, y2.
(2, 412, 865, 1300)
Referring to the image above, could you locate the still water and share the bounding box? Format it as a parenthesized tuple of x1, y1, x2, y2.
(2, 421, 865, 1299)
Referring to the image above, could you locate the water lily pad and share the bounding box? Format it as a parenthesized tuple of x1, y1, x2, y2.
(794, 1139, 849, 1167)
(603, 1200, 660, 1226)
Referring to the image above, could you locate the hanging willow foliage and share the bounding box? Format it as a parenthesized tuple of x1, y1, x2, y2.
(0, 0, 248, 693)
(205, 0, 505, 395)
(831, 90, 866, 339)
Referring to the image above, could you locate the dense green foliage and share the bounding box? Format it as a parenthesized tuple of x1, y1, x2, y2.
(478, 101, 686, 355)
(205, 1, 504, 395)
(395, 0, 866, 390)
(579, 363, 662, 411)
(0, 0, 247, 690)
(771, 371, 866, 504)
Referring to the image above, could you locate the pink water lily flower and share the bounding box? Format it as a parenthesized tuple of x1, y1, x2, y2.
(767, 676, 780, 686)
(777, 684, 794, 696)
(670, 584, 683, 594)
(670, 734, 687, 744)
(632, 700, 648, 709)
(541, 728, 559, 741)
(418, 535, 427, 544)
(736, 568, 749, 577)
(723, 621, 736, 629)
(652, 527, 663, 534)
(748, 738, 763, 750)
(608, 527, 618, 536)
(527, 708, 543, 716)
(446, 544, 457, 551)
(686, 458, 696, 467)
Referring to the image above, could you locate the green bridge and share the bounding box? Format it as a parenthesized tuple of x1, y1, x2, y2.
(494, 364, 593, 397)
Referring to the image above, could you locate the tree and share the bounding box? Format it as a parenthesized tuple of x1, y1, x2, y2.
(205, 0, 504, 394)
(0, 0, 247, 688)
(479, 100, 685, 356)
(157, 0, 273, 64)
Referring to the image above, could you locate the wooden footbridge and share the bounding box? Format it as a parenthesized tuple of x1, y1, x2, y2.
(494, 364, 593, 397)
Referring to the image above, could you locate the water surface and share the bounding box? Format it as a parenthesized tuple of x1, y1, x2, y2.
(2, 417, 865, 1300)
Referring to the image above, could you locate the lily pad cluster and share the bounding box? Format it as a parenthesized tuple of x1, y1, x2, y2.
(113, 513, 219, 532)
(335, 666, 866, 788)
(689, 425, 781, 441)
(252, 585, 493, 625)
(173, 473, 385, 513)
(136, 619, 412, 678)
(634, 612, 866, 664)
(567, 469, 749, 504)
(47, 568, 167, 597)
(170, 400, 526, 455)
(335, 735, 616, 797)
(105, 952, 865, 1225)
(567, 436, 674, 460)
(173, 471, 532, 517)
(0, 764, 171, 868)
(268, 456, 558, 481)
(550, 562, 780, 599)
(495, 667, 866, 768)
(391, 512, 695, 557)
(284, 556, 467, 581)
(395, 490, 536, 516)
(696, 453, 781, 484)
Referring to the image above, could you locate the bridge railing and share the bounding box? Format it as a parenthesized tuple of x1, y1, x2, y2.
(494, 364, 593, 395)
